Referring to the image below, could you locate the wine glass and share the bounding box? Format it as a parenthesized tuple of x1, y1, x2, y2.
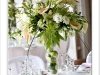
(19, 60, 27, 74)
(57, 53, 67, 74)
(8, 66, 12, 75)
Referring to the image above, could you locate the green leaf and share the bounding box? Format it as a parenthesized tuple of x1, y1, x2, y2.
(52, 35, 60, 47)
(46, 38, 52, 49)
(65, 31, 68, 41)
(36, 31, 44, 38)
(56, 32, 64, 40)
(22, 3, 29, 9)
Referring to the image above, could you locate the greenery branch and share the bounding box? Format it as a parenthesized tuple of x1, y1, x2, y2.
(76, 33, 91, 52)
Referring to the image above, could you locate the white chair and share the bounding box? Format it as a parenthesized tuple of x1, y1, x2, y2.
(8, 55, 45, 75)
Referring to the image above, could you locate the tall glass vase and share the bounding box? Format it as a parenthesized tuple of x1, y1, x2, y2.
(45, 47, 58, 74)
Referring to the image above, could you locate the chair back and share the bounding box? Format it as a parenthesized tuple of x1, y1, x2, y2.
(8, 55, 45, 75)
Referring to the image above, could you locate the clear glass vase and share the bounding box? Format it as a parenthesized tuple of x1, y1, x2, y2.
(45, 47, 58, 74)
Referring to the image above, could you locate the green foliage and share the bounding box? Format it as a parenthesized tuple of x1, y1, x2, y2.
(8, 30, 21, 39)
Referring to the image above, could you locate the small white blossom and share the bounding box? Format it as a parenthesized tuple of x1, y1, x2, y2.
(53, 13, 63, 23)
(37, 37, 44, 46)
(68, 30, 75, 37)
(63, 16, 70, 25)
(33, 3, 38, 8)
(37, 19, 44, 28)
(21, 13, 30, 22)
(32, 0, 42, 3)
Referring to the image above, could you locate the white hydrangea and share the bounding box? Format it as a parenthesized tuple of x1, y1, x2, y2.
(17, 21, 29, 30)
(20, 13, 30, 23)
(63, 16, 70, 25)
(53, 13, 63, 23)
(16, 13, 30, 30)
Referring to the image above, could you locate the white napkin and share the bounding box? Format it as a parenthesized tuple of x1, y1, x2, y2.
(76, 63, 91, 73)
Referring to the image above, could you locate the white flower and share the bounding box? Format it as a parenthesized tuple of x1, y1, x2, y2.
(33, 3, 38, 8)
(68, 30, 75, 37)
(37, 19, 44, 28)
(17, 21, 26, 30)
(53, 13, 63, 23)
(61, 0, 78, 7)
(32, 0, 42, 3)
(63, 16, 70, 25)
(17, 20, 29, 30)
(16, 13, 30, 30)
(21, 13, 30, 23)
(37, 37, 44, 46)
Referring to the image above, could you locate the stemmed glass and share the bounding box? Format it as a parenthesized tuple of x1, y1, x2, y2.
(8, 66, 12, 75)
(27, 57, 36, 75)
(8, 38, 17, 75)
(57, 53, 67, 74)
(20, 57, 31, 75)
(19, 60, 27, 75)
(60, 53, 67, 71)
(19, 56, 37, 75)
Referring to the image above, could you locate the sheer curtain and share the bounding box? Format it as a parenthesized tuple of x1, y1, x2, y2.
(75, 0, 92, 59)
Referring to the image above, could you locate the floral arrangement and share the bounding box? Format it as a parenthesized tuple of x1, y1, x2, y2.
(8, 0, 88, 74)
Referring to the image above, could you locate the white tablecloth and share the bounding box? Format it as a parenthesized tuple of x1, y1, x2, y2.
(18, 71, 90, 75)
(46, 71, 90, 75)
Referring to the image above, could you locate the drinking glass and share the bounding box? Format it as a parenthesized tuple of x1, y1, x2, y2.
(57, 53, 67, 74)
(8, 66, 12, 75)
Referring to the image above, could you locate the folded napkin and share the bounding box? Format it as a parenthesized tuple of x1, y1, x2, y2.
(76, 63, 91, 73)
